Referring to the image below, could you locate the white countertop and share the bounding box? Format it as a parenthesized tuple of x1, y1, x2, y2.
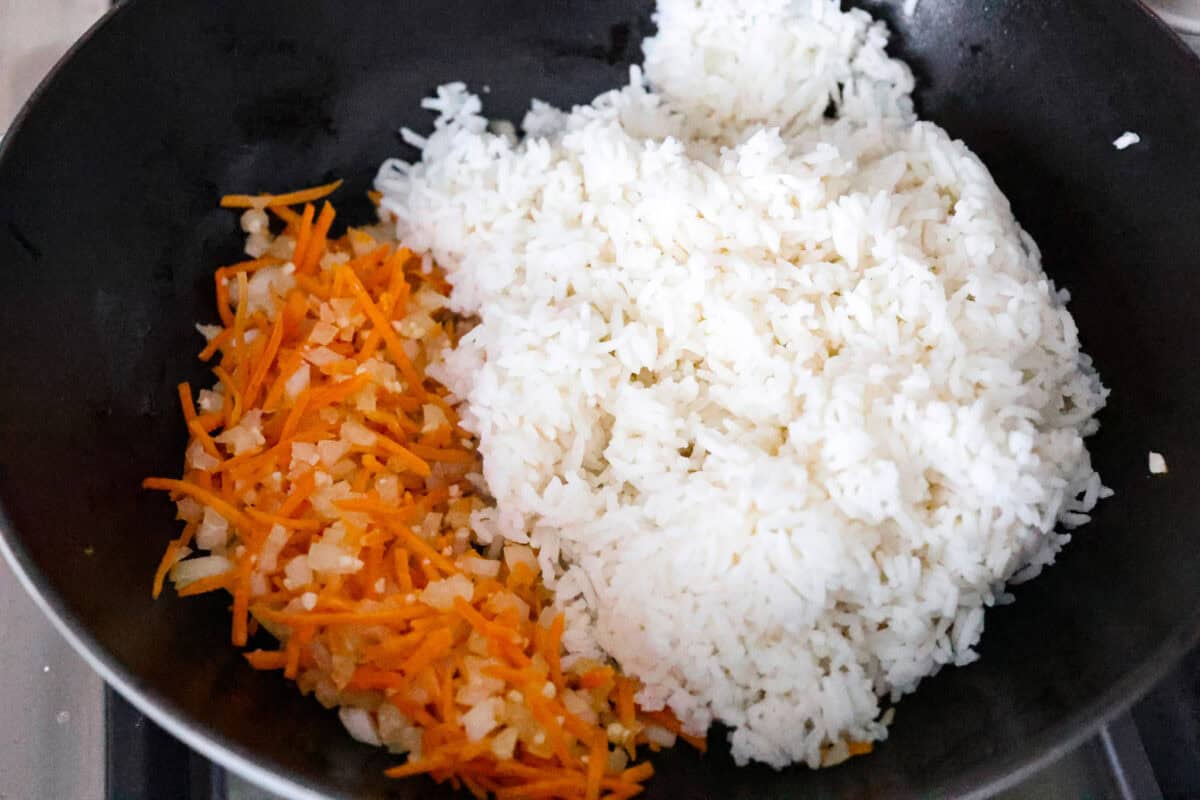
(0, 557, 104, 800)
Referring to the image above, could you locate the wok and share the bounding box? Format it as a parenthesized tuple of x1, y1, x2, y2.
(1, 0, 1198, 798)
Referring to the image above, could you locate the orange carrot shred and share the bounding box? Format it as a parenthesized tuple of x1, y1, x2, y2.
(298, 201, 336, 274)
(198, 326, 233, 361)
(143, 478, 258, 536)
(847, 740, 873, 757)
(374, 434, 432, 477)
(394, 524, 457, 575)
(177, 382, 197, 423)
(245, 650, 289, 670)
(261, 350, 305, 412)
(151, 546, 179, 600)
(212, 364, 243, 431)
(284, 625, 313, 679)
(384, 757, 450, 779)
(214, 271, 235, 328)
(243, 309, 285, 411)
(578, 666, 613, 690)
(220, 179, 343, 209)
(231, 556, 253, 646)
(615, 678, 637, 729)
(252, 605, 429, 628)
(339, 266, 426, 396)
(401, 627, 454, 677)
(406, 443, 476, 464)
(175, 572, 238, 597)
(186, 418, 223, 461)
(620, 763, 654, 784)
(269, 204, 302, 227)
(291, 203, 317, 277)
(585, 735, 607, 800)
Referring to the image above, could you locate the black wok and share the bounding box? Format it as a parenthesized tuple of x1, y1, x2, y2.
(1, 0, 1198, 797)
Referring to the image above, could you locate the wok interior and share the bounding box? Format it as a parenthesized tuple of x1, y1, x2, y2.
(0, 0, 1198, 797)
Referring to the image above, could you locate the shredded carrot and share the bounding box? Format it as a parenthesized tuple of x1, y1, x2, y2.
(175, 570, 237, 597)
(578, 666, 613, 690)
(231, 271, 250, 362)
(245, 650, 289, 670)
(252, 605, 429, 628)
(212, 365, 243, 430)
(349, 665, 409, 691)
(335, 497, 420, 520)
(453, 597, 521, 645)
(220, 179, 343, 209)
(296, 202, 319, 269)
(243, 310, 285, 411)
(194, 412, 224, 433)
(151, 543, 180, 599)
(615, 678, 637, 729)
(214, 271, 235, 327)
(269, 204, 302, 227)
(385, 757, 451, 779)
(275, 470, 316, 518)
(261, 351, 305, 412)
(339, 266, 425, 395)
(245, 508, 323, 530)
(393, 548, 413, 593)
(305, 373, 372, 416)
(847, 740, 873, 757)
(278, 389, 311, 443)
(219, 256, 284, 277)
(545, 614, 565, 688)
(151, 518, 198, 599)
(177, 382, 197, 423)
(198, 327, 233, 361)
(394, 524, 457, 574)
(186, 418, 223, 461)
(636, 709, 707, 753)
(146, 190, 688, 800)
(142, 478, 258, 537)
(399, 627, 454, 676)
(298, 201, 336, 274)
(585, 735, 607, 800)
(231, 555, 253, 646)
(407, 442, 476, 464)
(360, 545, 383, 597)
(374, 434, 432, 477)
(438, 663, 456, 724)
(284, 625, 313, 679)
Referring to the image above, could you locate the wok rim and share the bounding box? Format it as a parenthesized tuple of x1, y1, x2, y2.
(1, 1, 1198, 798)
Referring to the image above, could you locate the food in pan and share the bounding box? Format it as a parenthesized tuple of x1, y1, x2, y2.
(146, 0, 1107, 796)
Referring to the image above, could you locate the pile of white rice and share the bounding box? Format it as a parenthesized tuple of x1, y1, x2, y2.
(375, 0, 1108, 769)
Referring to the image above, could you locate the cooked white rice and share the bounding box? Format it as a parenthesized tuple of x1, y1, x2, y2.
(1113, 131, 1141, 150)
(375, 0, 1109, 769)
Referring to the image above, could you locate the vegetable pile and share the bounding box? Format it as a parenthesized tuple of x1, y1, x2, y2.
(145, 184, 701, 799)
